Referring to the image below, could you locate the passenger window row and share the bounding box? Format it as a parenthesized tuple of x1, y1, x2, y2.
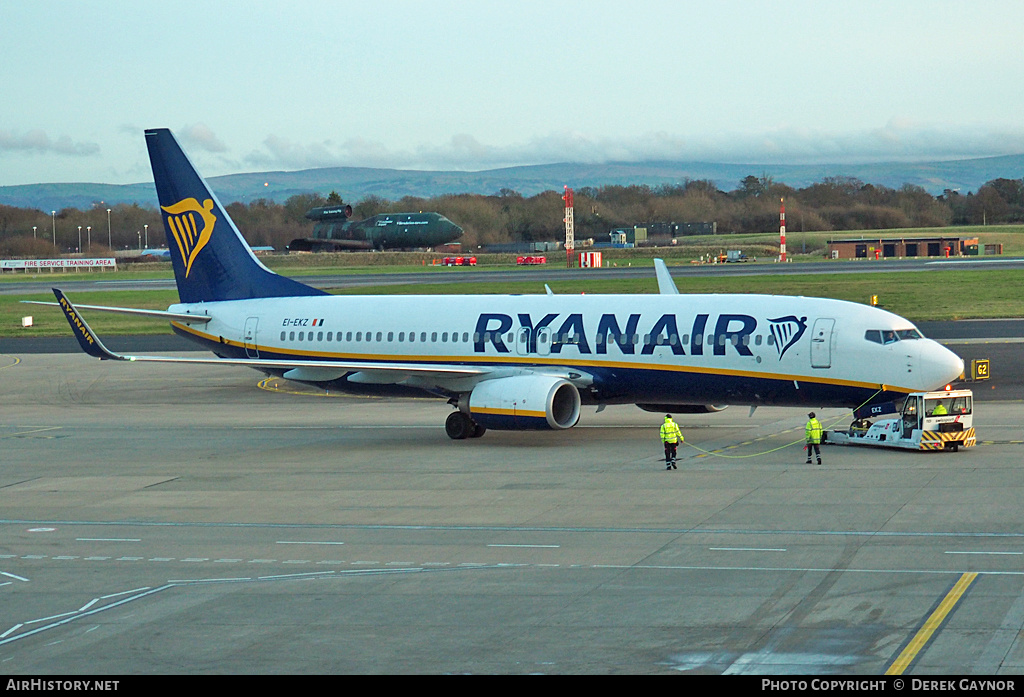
(276, 329, 779, 348)
(280, 330, 472, 343)
(595, 333, 771, 347)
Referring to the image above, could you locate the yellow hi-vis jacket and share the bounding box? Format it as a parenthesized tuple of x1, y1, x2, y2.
(660, 418, 683, 444)
(805, 418, 823, 444)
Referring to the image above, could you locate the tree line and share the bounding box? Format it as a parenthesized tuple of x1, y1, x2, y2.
(2, 175, 1023, 257)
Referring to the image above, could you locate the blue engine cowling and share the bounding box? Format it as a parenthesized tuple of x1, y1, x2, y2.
(468, 375, 581, 431)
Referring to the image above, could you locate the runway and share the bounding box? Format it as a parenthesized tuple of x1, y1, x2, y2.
(1, 345, 1023, 674)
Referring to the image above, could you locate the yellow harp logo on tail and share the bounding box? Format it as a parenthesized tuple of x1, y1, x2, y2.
(161, 198, 217, 278)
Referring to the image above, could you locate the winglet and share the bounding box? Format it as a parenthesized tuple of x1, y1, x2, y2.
(653, 258, 679, 295)
(52, 289, 126, 361)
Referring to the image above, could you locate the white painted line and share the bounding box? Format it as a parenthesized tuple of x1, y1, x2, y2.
(710, 547, 787, 552)
(27, 611, 78, 624)
(76, 538, 141, 542)
(258, 572, 333, 580)
(276, 541, 345, 545)
(0, 624, 23, 638)
(100, 587, 151, 600)
(487, 544, 560, 548)
(78, 599, 98, 612)
(1, 572, 29, 582)
(945, 551, 1023, 556)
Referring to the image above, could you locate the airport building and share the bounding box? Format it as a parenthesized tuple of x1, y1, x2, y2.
(610, 222, 717, 246)
(826, 236, 1002, 260)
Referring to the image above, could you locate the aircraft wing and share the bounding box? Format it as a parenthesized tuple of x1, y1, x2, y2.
(51, 288, 488, 379)
(22, 299, 212, 323)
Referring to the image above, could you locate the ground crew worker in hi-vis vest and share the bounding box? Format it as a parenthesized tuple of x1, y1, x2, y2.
(660, 414, 683, 470)
(805, 412, 823, 465)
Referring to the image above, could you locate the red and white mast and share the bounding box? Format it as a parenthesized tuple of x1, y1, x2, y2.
(779, 197, 787, 262)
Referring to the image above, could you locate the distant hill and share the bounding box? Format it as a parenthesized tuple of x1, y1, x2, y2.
(3, 154, 1022, 210)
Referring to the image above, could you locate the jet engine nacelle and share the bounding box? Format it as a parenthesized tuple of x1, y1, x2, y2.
(469, 375, 581, 431)
(635, 403, 729, 414)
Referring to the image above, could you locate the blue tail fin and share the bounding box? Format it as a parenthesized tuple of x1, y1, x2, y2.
(145, 128, 327, 303)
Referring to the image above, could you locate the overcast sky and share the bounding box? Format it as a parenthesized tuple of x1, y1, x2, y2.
(2, 0, 1024, 186)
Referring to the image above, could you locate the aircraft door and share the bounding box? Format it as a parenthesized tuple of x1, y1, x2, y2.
(536, 327, 552, 356)
(810, 318, 835, 369)
(243, 317, 259, 358)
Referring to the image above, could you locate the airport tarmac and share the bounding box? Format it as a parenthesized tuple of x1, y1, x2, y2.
(1, 351, 1023, 675)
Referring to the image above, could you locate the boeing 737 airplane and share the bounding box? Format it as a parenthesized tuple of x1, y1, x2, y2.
(46, 128, 965, 439)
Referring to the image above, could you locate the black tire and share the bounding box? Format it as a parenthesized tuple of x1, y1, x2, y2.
(445, 411, 472, 440)
(470, 422, 487, 438)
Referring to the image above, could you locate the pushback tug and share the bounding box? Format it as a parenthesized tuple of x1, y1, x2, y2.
(826, 387, 976, 452)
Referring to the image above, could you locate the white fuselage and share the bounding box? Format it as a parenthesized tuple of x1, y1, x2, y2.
(167, 292, 964, 408)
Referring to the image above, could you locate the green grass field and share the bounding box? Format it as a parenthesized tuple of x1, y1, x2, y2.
(4, 266, 1024, 339)
(4, 224, 1024, 337)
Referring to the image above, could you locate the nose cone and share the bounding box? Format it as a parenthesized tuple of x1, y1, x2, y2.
(441, 216, 463, 240)
(922, 340, 965, 389)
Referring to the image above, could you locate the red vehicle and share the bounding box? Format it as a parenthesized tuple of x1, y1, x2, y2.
(516, 255, 547, 265)
(442, 256, 477, 266)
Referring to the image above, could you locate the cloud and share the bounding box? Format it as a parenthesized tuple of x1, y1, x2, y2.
(239, 122, 1024, 173)
(0, 129, 99, 156)
(178, 123, 228, 153)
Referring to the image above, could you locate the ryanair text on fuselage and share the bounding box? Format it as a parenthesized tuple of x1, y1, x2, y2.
(472, 311, 805, 358)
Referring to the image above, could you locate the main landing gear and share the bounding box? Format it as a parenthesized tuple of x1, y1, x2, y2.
(445, 411, 486, 440)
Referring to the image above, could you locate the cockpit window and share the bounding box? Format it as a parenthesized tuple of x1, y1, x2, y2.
(865, 328, 922, 344)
